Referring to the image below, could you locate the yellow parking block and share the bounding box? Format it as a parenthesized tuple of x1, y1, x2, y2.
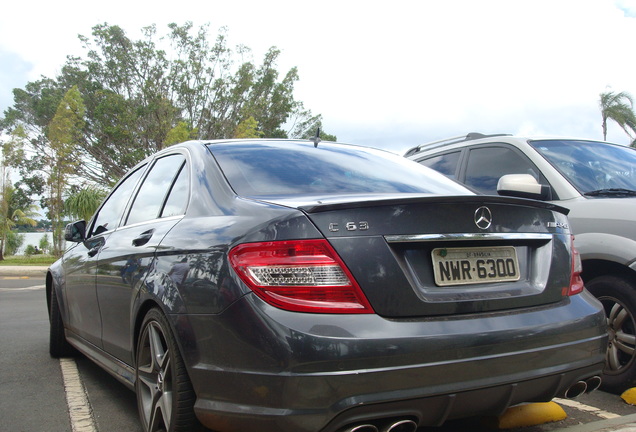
(621, 388, 636, 405)
(485, 402, 567, 429)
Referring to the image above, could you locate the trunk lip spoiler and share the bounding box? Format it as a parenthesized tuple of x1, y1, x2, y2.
(295, 195, 569, 215)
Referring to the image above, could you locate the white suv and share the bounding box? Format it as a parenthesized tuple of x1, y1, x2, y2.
(406, 133, 636, 393)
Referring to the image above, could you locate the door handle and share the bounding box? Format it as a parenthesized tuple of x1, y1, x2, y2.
(87, 247, 100, 257)
(132, 229, 155, 247)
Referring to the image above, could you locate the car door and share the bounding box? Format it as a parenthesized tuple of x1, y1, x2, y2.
(95, 152, 190, 364)
(64, 165, 147, 347)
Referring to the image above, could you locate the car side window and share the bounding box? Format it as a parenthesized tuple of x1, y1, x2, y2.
(91, 166, 146, 236)
(161, 162, 189, 218)
(465, 146, 539, 194)
(126, 154, 187, 226)
(418, 151, 461, 179)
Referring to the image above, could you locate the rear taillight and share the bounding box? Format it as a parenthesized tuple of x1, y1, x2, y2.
(229, 240, 374, 314)
(567, 236, 584, 296)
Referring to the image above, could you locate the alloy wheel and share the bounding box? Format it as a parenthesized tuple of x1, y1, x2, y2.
(600, 296, 636, 374)
(137, 320, 173, 431)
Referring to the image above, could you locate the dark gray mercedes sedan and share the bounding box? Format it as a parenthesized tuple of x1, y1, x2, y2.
(47, 139, 607, 432)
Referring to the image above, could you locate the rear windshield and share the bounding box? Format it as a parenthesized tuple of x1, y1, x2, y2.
(208, 141, 470, 198)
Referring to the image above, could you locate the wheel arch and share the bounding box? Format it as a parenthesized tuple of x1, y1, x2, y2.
(132, 299, 193, 367)
(133, 299, 162, 360)
(582, 259, 636, 286)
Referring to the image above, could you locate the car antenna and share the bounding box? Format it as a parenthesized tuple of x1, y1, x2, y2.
(312, 127, 321, 148)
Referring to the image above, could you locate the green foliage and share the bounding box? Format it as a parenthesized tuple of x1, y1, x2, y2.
(0, 184, 38, 259)
(4, 231, 24, 256)
(2, 22, 328, 187)
(24, 244, 37, 256)
(600, 91, 636, 141)
(0, 254, 57, 266)
(39, 234, 51, 254)
(165, 121, 198, 146)
(233, 116, 264, 138)
(46, 86, 87, 256)
(0, 21, 334, 247)
(65, 186, 107, 222)
(296, 118, 337, 142)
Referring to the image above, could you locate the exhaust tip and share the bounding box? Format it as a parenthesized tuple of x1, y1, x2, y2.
(344, 425, 379, 432)
(585, 376, 602, 393)
(384, 419, 418, 432)
(563, 381, 588, 399)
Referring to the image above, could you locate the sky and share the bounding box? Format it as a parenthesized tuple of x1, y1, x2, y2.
(2, 0, 636, 154)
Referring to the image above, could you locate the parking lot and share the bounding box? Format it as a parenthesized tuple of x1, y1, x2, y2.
(3, 275, 636, 432)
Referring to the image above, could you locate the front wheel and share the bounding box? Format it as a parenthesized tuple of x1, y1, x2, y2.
(587, 275, 636, 394)
(49, 287, 77, 358)
(135, 308, 203, 432)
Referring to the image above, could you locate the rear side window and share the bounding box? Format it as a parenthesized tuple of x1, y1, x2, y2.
(126, 154, 187, 225)
(465, 146, 539, 194)
(209, 142, 470, 197)
(418, 151, 461, 179)
(161, 163, 189, 218)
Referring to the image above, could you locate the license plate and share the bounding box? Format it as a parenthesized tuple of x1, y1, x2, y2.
(432, 246, 520, 286)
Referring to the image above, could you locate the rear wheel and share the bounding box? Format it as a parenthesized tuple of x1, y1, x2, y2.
(49, 287, 77, 358)
(135, 308, 203, 432)
(587, 275, 636, 393)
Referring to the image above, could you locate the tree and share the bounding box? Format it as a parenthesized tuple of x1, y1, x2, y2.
(39, 234, 51, 255)
(1, 23, 326, 187)
(600, 91, 636, 141)
(46, 86, 86, 256)
(0, 22, 333, 234)
(233, 116, 264, 138)
(0, 184, 38, 260)
(165, 121, 198, 146)
(65, 186, 107, 222)
(4, 231, 25, 256)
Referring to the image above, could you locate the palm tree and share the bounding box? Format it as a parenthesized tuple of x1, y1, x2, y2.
(0, 185, 38, 260)
(64, 186, 106, 223)
(599, 91, 636, 141)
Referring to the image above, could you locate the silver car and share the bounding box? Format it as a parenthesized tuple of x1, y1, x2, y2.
(406, 133, 636, 393)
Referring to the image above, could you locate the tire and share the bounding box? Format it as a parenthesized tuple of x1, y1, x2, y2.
(49, 287, 77, 358)
(135, 308, 204, 432)
(587, 275, 636, 394)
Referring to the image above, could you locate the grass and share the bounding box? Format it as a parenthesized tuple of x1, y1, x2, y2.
(0, 254, 58, 266)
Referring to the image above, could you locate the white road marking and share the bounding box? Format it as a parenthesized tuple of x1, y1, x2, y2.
(60, 358, 98, 432)
(554, 397, 622, 419)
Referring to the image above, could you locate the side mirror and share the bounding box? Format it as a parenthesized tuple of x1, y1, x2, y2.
(64, 221, 87, 243)
(497, 174, 551, 201)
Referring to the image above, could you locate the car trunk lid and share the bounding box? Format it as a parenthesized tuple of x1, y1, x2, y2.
(286, 195, 573, 317)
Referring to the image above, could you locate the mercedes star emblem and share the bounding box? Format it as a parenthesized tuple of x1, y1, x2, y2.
(474, 206, 492, 230)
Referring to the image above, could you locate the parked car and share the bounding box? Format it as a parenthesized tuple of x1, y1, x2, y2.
(48, 139, 607, 432)
(406, 133, 636, 393)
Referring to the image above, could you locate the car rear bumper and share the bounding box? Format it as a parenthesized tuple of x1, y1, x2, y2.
(175, 291, 607, 432)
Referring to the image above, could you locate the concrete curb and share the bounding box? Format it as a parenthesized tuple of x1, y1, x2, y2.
(550, 413, 636, 432)
(0, 266, 49, 277)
